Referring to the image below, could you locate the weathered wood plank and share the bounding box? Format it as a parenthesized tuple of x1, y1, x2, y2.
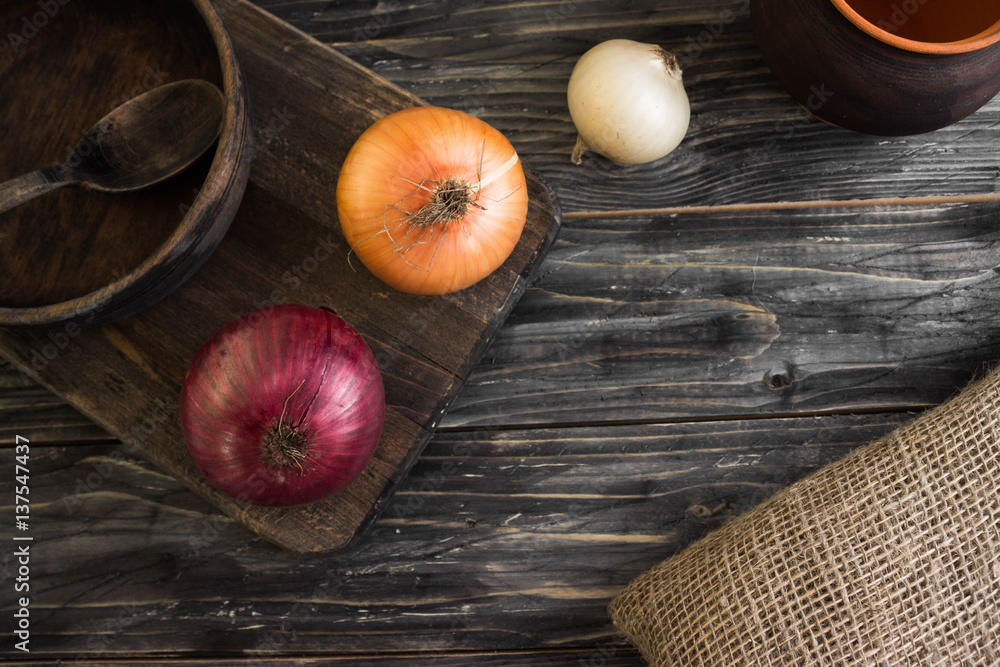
(443, 201, 1000, 427)
(1, 0, 997, 663)
(0, 360, 109, 445)
(256, 0, 751, 52)
(6, 199, 998, 435)
(8, 651, 643, 666)
(0, 0, 560, 554)
(250, 0, 1000, 212)
(0, 411, 910, 659)
(5, 0, 998, 439)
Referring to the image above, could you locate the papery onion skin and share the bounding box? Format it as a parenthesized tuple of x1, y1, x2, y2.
(568, 39, 690, 165)
(336, 106, 529, 295)
(180, 304, 385, 508)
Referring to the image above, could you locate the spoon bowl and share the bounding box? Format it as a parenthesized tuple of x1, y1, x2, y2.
(0, 80, 226, 215)
(76, 80, 226, 193)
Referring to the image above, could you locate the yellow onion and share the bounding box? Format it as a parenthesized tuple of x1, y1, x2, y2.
(337, 106, 528, 295)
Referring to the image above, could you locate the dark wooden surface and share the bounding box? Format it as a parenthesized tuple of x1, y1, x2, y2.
(0, 0, 560, 554)
(0, 0, 253, 328)
(2, 0, 999, 663)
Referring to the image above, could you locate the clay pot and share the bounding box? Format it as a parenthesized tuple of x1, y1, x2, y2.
(751, 0, 1000, 135)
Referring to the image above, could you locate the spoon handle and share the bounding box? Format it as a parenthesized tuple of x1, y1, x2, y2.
(0, 165, 70, 215)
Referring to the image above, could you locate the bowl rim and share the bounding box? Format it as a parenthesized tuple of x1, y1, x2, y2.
(0, 0, 252, 328)
(830, 0, 1000, 54)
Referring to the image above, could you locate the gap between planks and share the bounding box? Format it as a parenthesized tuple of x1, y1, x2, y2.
(562, 193, 1000, 220)
(435, 403, 930, 434)
(0, 404, 928, 448)
(38, 646, 642, 665)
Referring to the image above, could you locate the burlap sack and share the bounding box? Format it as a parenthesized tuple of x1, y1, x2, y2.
(609, 366, 1000, 666)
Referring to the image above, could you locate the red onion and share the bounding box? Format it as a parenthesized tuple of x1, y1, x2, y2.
(180, 305, 385, 507)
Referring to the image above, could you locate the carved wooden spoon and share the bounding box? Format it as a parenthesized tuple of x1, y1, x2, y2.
(0, 79, 225, 215)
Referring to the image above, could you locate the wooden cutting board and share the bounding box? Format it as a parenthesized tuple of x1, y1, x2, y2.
(0, 0, 560, 553)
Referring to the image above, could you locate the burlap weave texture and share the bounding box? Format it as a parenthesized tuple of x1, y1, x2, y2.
(609, 367, 1000, 666)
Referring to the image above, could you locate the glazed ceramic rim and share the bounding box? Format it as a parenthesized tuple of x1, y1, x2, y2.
(830, 0, 1000, 54)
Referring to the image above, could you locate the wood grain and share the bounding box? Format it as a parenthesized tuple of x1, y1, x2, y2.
(0, 360, 108, 444)
(0, 0, 560, 553)
(13, 198, 996, 435)
(444, 200, 1000, 427)
(1, 0, 998, 664)
(6, 654, 645, 667)
(0, 0, 253, 328)
(256, 0, 1000, 213)
(0, 411, 910, 660)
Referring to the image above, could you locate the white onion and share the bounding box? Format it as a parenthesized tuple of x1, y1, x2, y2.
(567, 39, 691, 165)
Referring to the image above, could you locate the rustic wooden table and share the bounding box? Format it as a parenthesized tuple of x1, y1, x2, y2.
(3, 0, 1000, 664)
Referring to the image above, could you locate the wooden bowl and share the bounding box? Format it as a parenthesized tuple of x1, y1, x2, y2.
(0, 0, 252, 328)
(752, 0, 1000, 135)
